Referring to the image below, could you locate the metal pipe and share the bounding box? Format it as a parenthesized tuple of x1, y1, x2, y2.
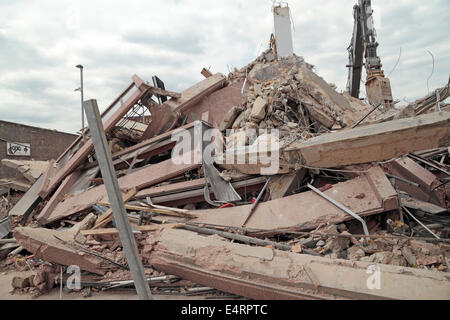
(242, 177, 272, 226)
(307, 184, 369, 236)
(183, 224, 291, 251)
(84, 99, 152, 300)
(385, 174, 420, 188)
(76, 64, 85, 142)
(402, 206, 441, 240)
(352, 103, 382, 128)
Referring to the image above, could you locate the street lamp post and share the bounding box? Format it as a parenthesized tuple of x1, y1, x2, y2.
(76, 64, 85, 141)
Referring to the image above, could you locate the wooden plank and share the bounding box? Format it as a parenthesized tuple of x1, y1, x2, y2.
(283, 112, 450, 168)
(96, 202, 196, 218)
(81, 223, 183, 236)
(92, 187, 137, 230)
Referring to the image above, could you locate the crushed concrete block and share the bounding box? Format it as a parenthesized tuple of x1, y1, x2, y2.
(401, 246, 417, 266)
(249, 64, 281, 82)
(219, 106, 240, 131)
(347, 246, 365, 261)
(251, 97, 268, 122)
(231, 110, 246, 129)
(365, 251, 407, 266)
(11, 276, 32, 289)
(324, 234, 350, 253)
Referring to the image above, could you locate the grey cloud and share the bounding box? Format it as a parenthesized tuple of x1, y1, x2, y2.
(0, 34, 57, 71)
(81, 47, 189, 70)
(1, 77, 53, 96)
(123, 31, 206, 55)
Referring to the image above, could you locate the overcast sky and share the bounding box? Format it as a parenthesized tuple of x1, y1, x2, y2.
(0, 0, 449, 134)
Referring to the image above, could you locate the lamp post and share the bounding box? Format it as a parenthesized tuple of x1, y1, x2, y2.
(76, 64, 85, 141)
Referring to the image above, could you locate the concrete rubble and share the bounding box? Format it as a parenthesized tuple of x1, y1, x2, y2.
(1, 38, 449, 300)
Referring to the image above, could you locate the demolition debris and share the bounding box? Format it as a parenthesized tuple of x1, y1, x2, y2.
(1, 11, 449, 300)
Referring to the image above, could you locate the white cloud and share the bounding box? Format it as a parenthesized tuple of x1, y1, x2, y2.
(0, 0, 448, 133)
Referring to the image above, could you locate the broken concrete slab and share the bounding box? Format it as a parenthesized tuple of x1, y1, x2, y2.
(193, 166, 398, 231)
(284, 112, 450, 168)
(8, 174, 44, 217)
(386, 156, 446, 207)
(14, 227, 113, 275)
(268, 169, 307, 200)
(37, 153, 200, 225)
(143, 228, 450, 300)
(37, 170, 82, 223)
(399, 195, 448, 214)
(219, 106, 240, 131)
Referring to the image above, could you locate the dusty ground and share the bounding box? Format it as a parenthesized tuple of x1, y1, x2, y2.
(0, 270, 205, 300)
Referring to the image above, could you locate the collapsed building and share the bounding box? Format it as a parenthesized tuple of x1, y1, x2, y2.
(1, 4, 449, 300)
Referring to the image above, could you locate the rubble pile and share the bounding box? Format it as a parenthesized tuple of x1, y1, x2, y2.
(223, 50, 395, 151)
(1, 44, 449, 300)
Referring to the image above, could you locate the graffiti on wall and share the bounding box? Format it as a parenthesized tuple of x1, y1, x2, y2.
(6, 142, 31, 156)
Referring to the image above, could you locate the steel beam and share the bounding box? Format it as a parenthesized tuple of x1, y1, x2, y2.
(83, 99, 152, 300)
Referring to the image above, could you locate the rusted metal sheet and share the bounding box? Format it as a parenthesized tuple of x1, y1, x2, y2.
(193, 166, 398, 230)
(37, 153, 200, 225)
(144, 228, 450, 300)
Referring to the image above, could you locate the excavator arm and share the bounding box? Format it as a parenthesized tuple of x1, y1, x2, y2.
(347, 0, 394, 109)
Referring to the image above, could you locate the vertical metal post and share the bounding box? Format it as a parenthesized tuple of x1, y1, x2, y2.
(83, 99, 152, 300)
(76, 65, 85, 142)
